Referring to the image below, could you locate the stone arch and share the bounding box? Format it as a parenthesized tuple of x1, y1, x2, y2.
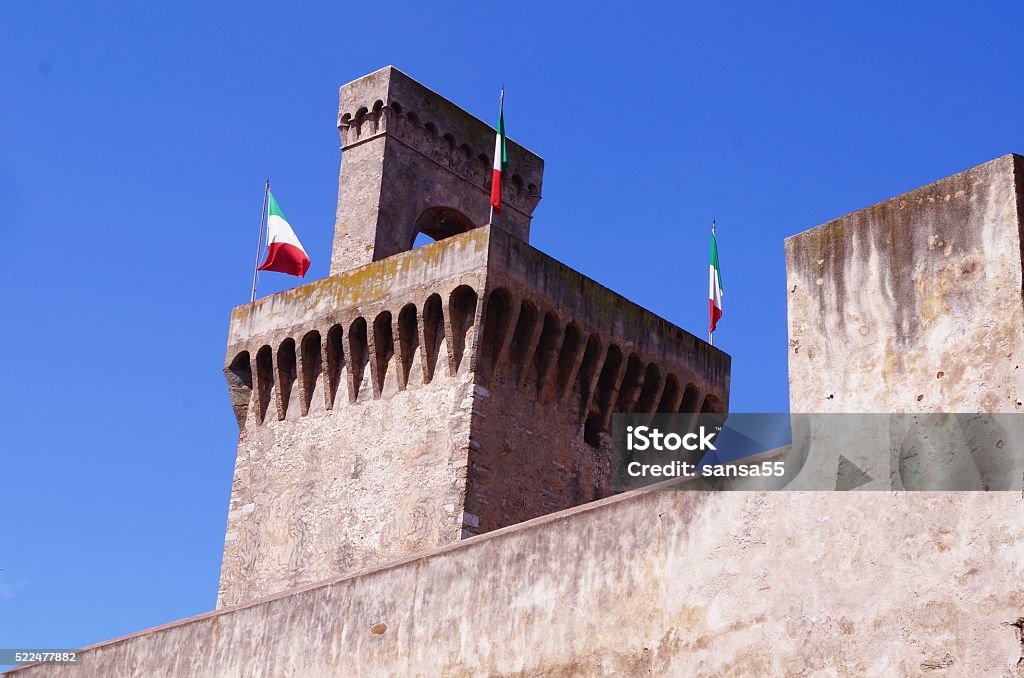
(594, 345, 624, 426)
(339, 113, 353, 144)
(255, 345, 273, 424)
(679, 384, 701, 414)
(372, 311, 394, 397)
(615, 353, 645, 412)
(397, 303, 419, 389)
(480, 288, 514, 374)
(300, 330, 322, 416)
(422, 294, 444, 384)
(657, 374, 682, 414)
(325, 324, 345, 409)
(677, 383, 702, 433)
(555, 323, 583, 399)
(634, 363, 662, 413)
(533, 311, 562, 394)
(701, 393, 725, 414)
(509, 300, 539, 381)
(371, 100, 384, 133)
(348, 317, 369, 402)
(354, 106, 369, 140)
(226, 351, 253, 428)
(411, 206, 476, 246)
(276, 338, 297, 420)
(448, 285, 478, 374)
(586, 342, 623, 449)
(576, 334, 603, 418)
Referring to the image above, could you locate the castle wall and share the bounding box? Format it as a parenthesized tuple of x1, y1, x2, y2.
(17, 488, 1024, 677)
(786, 154, 1024, 413)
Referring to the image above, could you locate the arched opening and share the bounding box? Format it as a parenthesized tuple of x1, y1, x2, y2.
(371, 100, 384, 133)
(372, 311, 394, 397)
(411, 206, 476, 249)
(480, 288, 513, 374)
(657, 374, 682, 414)
(634, 363, 662, 413)
(348, 317, 369, 402)
(701, 393, 725, 414)
(300, 330, 322, 415)
(449, 285, 478, 374)
(615, 353, 645, 413)
(225, 351, 252, 428)
(679, 384, 701, 415)
(353, 106, 368, 140)
(397, 303, 419, 388)
(697, 393, 727, 454)
(255, 345, 274, 424)
(595, 345, 624, 426)
(533, 311, 562, 395)
(555, 323, 583, 399)
(325, 325, 344, 409)
(576, 334, 603, 419)
(422, 294, 444, 383)
(277, 338, 297, 419)
(509, 300, 539, 382)
(677, 383, 701, 433)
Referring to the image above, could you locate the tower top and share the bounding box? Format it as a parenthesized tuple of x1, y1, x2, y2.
(330, 66, 545, 275)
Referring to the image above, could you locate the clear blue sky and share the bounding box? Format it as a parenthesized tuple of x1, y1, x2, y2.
(2, 0, 1022, 662)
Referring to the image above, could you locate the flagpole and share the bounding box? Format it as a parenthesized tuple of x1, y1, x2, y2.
(250, 179, 270, 303)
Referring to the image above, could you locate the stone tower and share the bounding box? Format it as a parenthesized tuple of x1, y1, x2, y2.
(219, 66, 731, 608)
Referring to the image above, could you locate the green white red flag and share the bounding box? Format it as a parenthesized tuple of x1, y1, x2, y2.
(258, 191, 310, 277)
(709, 221, 723, 333)
(489, 90, 507, 216)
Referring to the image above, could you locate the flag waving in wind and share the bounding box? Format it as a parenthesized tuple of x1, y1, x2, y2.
(258, 191, 310, 278)
(709, 221, 723, 335)
(489, 89, 507, 217)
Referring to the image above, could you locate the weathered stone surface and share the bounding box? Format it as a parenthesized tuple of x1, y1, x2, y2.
(13, 489, 1024, 677)
(786, 153, 1024, 413)
(219, 226, 730, 608)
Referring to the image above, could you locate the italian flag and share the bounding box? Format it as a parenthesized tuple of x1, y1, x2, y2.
(258, 191, 310, 277)
(709, 221, 723, 333)
(489, 91, 507, 216)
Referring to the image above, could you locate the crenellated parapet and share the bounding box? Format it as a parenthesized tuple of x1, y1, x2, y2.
(338, 99, 540, 218)
(225, 227, 725, 438)
(330, 67, 545, 275)
(225, 282, 481, 428)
